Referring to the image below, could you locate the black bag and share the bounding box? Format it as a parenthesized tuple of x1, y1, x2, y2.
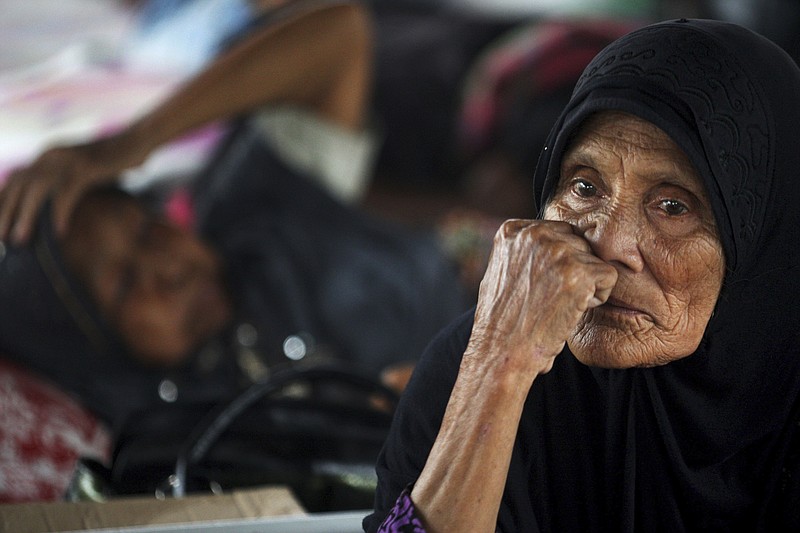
(189, 120, 468, 378)
(73, 366, 398, 512)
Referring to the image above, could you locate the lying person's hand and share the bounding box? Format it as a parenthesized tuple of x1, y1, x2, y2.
(467, 219, 618, 380)
(0, 133, 146, 245)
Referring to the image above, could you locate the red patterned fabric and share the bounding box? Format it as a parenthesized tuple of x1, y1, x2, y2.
(0, 359, 111, 503)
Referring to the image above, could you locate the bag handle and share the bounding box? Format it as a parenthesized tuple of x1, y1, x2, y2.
(168, 365, 399, 497)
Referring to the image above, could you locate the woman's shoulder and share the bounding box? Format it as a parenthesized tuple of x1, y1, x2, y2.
(405, 309, 475, 393)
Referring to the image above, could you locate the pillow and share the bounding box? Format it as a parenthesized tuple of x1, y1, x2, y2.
(0, 359, 111, 503)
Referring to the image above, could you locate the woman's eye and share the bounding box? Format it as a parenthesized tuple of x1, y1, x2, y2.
(658, 198, 689, 216)
(573, 179, 597, 198)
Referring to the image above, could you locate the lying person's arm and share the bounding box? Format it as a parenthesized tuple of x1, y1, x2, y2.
(0, 1, 371, 244)
(384, 219, 616, 532)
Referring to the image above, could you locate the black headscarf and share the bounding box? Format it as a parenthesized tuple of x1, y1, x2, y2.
(531, 17, 800, 529)
(367, 18, 800, 532)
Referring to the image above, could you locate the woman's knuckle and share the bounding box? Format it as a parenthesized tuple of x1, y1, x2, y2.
(546, 239, 572, 259)
(499, 219, 520, 238)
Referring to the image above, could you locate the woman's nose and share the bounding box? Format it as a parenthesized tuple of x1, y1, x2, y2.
(580, 212, 645, 273)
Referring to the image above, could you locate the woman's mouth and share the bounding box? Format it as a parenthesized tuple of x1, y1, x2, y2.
(604, 297, 645, 313)
(596, 297, 654, 323)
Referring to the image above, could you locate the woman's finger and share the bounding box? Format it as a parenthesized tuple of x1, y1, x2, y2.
(586, 258, 618, 308)
(0, 177, 25, 241)
(501, 218, 575, 237)
(52, 178, 89, 237)
(9, 175, 56, 245)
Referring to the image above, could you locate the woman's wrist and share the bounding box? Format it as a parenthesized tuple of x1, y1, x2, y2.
(463, 327, 556, 391)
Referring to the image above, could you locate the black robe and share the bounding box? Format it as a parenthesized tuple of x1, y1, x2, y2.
(365, 18, 800, 532)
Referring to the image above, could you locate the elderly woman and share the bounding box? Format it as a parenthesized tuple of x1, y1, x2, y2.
(364, 18, 800, 532)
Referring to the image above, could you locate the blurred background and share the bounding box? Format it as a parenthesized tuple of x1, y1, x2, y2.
(1, 0, 799, 507)
(2, 0, 798, 199)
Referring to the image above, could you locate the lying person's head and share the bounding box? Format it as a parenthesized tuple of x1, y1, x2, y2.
(60, 187, 233, 366)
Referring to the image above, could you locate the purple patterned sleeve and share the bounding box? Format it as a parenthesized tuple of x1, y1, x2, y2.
(377, 486, 428, 532)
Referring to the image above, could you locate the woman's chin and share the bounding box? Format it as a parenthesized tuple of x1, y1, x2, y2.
(566, 329, 694, 369)
(569, 346, 640, 369)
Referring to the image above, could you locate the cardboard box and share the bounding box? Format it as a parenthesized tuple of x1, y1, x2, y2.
(0, 485, 306, 533)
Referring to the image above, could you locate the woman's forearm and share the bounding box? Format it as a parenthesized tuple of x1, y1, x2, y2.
(404, 218, 618, 532)
(410, 343, 536, 533)
(122, 1, 372, 160)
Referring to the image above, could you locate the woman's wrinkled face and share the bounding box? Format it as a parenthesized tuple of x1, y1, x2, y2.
(543, 111, 725, 368)
(61, 191, 233, 366)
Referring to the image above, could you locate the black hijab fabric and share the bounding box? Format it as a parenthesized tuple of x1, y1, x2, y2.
(533, 18, 800, 526)
(366, 19, 800, 532)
